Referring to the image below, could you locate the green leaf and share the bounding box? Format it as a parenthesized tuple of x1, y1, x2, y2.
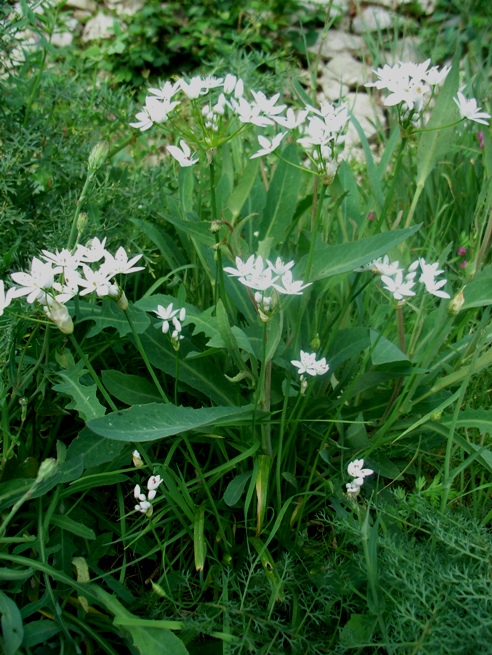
(0, 591, 23, 655)
(76, 300, 150, 338)
(0, 567, 33, 581)
(227, 158, 259, 222)
(53, 359, 106, 423)
(178, 167, 194, 216)
(160, 212, 215, 247)
(259, 143, 302, 245)
(462, 270, 492, 309)
(415, 52, 460, 190)
(102, 370, 165, 405)
(50, 515, 96, 540)
(125, 626, 189, 655)
(442, 408, 492, 436)
(88, 403, 253, 442)
(305, 225, 420, 281)
(139, 328, 239, 405)
(21, 620, 61, 648)
(370, 330, 409, 365)
(340, 613, 376, 647)
(223, 471, 253, 506)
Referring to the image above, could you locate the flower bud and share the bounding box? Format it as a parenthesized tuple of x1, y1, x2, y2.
(88, 141, 110, 173)
(77, 212, 88, 233)
(44, 301, 74, 334)
(210, 220, 221, 233)
(447, 287, 465, 316)
(36, 458, 58, 483)
(132, 450, 144, 468)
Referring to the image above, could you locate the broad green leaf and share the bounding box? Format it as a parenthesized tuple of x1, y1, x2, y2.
(370, 330, 409, 365)
(0, 591, 23, 655)
(340, 614, 376, 648)
(160, 212, 215, 247)
(223, 470, 253, 506)
(227, 158, 259, 222)
(462, 269, 492, 309)
(442, 408, 492, 436)
(259, 143, 302, 245)
(21, 620, 61, 648)
(178, 167, 194, 216)
(64, 472, 129, 496)
(348, 113, 384, 214)
(76, 300, 150, 338)
(415, 52, 460, 191)
(88, 403, 253, 442)
(125, 626, 188, 655)
(305, 225, 420, 281)
(53, 359, 106, 422)
(327, 327, 370, 370)
(50, 515, 96, 540)
(139, 328, 239, 405)
(102, 370, 165, 405)
(332, 160, 362, 227)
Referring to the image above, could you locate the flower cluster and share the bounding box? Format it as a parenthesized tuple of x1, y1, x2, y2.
(3, 238, 144, 333)
(224, 255, 311, 321)
(356, 255, 450, 303)
(346, 459, 373, 497)
(291, 350, 329, 393)
(130, 73, 349, 181)
(134, 475, 163, 517)
(365, 60, 450, 129)
(153, 303, 186, 350)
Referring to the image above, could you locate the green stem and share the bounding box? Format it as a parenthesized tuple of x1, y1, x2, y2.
(124, 309, 169, 403)
(174, 349, 179, 405)
(306, 182, 327, 280)
(68, 333, 118, 411)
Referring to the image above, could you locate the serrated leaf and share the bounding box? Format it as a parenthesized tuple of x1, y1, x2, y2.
(88, 403, 253, 442)
(76, 300, 150, 338)
(305, 225, 420, 281)
(53, 359, 106, 422)
(442, 408, 492, 436)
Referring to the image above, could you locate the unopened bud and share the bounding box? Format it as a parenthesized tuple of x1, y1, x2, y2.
(36, 458, 58, 483)
(210, 220, 221, 233)
(88, 141, 110, 173)
(448, 287, 465, 316)
(44, 301, 73, 334)
(310, 334, 321, 351)
(77, 212, 88, 233)
(132, 450, 144, 468)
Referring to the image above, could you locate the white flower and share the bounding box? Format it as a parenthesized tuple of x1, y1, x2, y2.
(41, 248, 81, 270)
(250, 133, 286, 159)
(224, 255, 258, 278)
(240, 267, 278, 292)
(154, 303, 179, 333)
(250, 90, 286, 118)
(77, 264, 114, 297)
(148, 80, 181, 101)
(10, 258, 60, 303)
(346, 481, 361, 497)
(453, 92, 490, 125)
(77, 237, 109, 263)
(266, 258, 295, 276)
(135, 499, 153, 516)
(232, 97, 274, 127)
(0, 280, 15, 316)
(273, 270, 312, 296)
(347, 459, 374, 479)
(273, 108, 309, 129)
(291, 351, 329, 376)
(104, 247, 145, 276)
(132, 450, 144, 468)
(381, 270, 416, 301)
(134, 484, 146, 501)
(167, 140, 199, 167)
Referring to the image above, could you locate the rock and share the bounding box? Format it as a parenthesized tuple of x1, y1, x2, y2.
(321, 53, 369, 88)
(51, 31, 75, 47)
(318, 72, 349, 101)
(105, 0, 146, 17)
(309, 29, 366, 59)
(62, 0, 96, 10)
(367, 0, 436, 14)
(344, 92, 386, 147)
(384, 37, 425, 64)
(81, 12, 117, 41)
(352, 6, 396, 33)
(299, 0, 350, 20)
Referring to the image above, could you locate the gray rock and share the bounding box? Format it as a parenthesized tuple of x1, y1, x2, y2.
(383, 37, 425, 64)
(62, 0, 96, 10)
(81, 12, 117, 41)
(105, 0, 146, 17)
(318, 72, 349, 101)
(309, 29, 366, 59)
(322, 53, 369, 88)
(352, 6, 396, 33)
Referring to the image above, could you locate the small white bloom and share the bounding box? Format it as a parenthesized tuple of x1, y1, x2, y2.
(0, 280, 15, 316)
(10, 258, 60, 304)
(453, 92, 490, 125)
(77, 264, 114, 297)
(381, 270, 416, 301)
(273, 270, 312, 296)
(347, 459, 374, 479)
(104, 247, 145, 276)
(250, 133, 286, 159)
(154, 303, 179, 333)
(291, 351, 329, 376)
(77, 237, 108, 264)
(167, 139, 199, 167)
(346, 481, 361, 497)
